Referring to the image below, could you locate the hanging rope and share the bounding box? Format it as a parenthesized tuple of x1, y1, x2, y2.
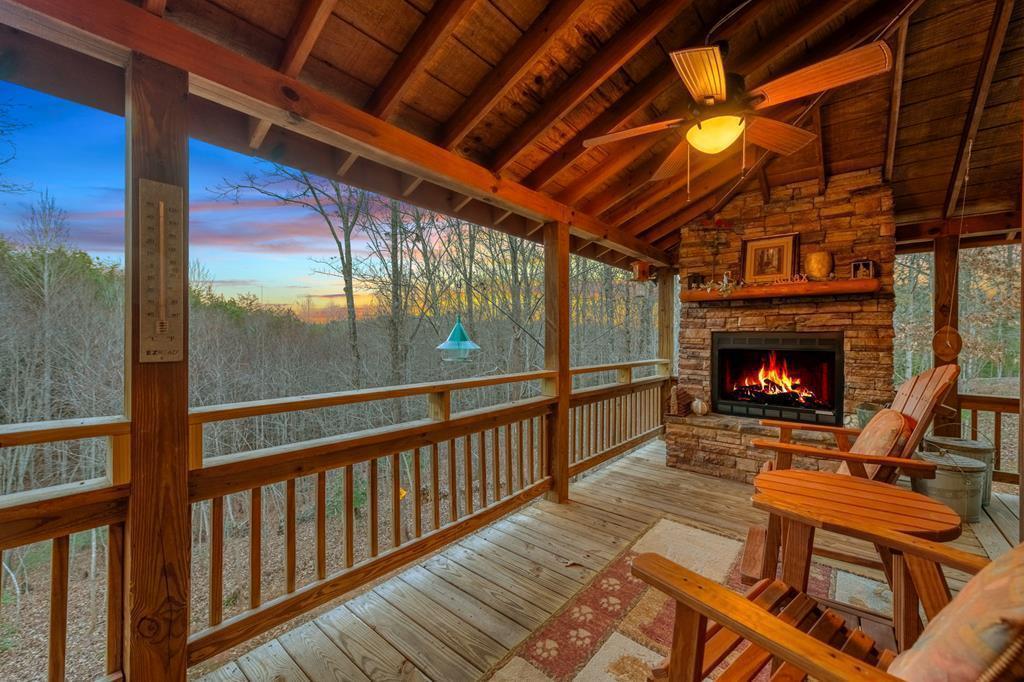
(686, 143, 691, 201)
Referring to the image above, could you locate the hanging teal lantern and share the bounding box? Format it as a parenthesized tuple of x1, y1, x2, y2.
(437, 314, 480, 362)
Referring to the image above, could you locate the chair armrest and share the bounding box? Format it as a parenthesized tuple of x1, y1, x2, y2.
(750, 439, 937, 478)
(759, 420, 860, 450)
(751, 494, 988, 575)
(631, 553, 901, 682)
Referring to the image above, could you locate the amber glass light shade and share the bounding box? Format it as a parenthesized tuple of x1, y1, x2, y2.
(685, 115, 745, 154)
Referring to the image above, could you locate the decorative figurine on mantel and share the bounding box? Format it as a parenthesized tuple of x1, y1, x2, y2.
(805, 249, 834, 281)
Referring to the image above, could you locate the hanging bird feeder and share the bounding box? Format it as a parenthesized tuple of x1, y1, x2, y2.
(437, 314, 480, 362)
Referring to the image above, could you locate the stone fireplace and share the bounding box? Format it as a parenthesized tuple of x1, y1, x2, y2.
(665, 169, 897, 482)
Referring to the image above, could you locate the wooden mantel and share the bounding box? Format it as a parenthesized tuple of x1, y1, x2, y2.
(680, 278, 881, 303)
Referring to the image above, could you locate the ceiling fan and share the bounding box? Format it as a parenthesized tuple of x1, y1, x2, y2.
(584, 41, 893, 183)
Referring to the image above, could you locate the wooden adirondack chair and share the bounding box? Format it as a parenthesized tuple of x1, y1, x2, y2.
(633, 517, 1005, 682)
(740, 364, 961, 581)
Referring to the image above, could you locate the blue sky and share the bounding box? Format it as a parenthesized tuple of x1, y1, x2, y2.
(0, 80, 359, 306)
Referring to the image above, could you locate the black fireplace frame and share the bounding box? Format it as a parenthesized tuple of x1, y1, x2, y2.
(711, 331, 845, 425)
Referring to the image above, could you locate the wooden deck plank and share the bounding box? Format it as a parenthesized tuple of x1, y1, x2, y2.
(279, 622, 370, 682)
(315, 606, 427, 681)
(398, 565, 530, 649)
(198, 661, 248, 682)
(347, 590, 483, 680)
(236, 639, 310, 682)
(473, 525, 594, 582)
(535, 497, 650, 533)
(487, 519, 609, 570)
(987, 493, 1021, 546)
(420, 553, 550, 629)
(458, 534, 583, 598)
(441, 543, 566, 611)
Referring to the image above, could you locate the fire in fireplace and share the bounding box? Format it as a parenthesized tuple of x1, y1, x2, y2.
(712, 332, 844, 425)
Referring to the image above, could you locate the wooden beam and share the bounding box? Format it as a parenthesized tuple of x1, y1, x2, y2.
(489, 0, 693, 172)
(656, 268, 676, 411)
(249, 0, 336, 149)
(730, 0, 858, 75)
(645, 193, 720, 245)
(895, 212, 1021, 243)
(932, 235, 960, 432)
(366, 0, 475, 121)
(758, 166, 771, 204)
(524, 64, 680, 190)
(439, 0, 586, 150)
(0, 0, 669, 265)
(884, 17, 908, 182)
(714, 0, 776, 40)
(555, 134, 664, 207)
(543, 222, 570, 503)
(124, 52, 191, 680)
(943, 0, 1014, 218)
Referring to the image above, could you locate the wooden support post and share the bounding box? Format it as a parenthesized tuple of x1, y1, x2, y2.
(124, 53, 191, 680)
(544, 222, 570, 503)
(933, 235, 960, 434)
(1020, 143, 1023, 541)
(657, 268, 676, 416)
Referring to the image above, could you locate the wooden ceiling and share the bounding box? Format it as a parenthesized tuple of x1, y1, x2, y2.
(4, 0, 1021, 266)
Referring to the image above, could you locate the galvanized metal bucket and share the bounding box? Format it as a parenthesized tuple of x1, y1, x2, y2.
(911, 451, 986, 522)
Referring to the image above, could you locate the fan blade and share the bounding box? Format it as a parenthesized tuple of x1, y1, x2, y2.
(750, 41, 892, 109)
(650, 139, 691, 182)
(745, 116, 817, 156)
(583, 118, 685, 148)
(670, 46, 728, 104)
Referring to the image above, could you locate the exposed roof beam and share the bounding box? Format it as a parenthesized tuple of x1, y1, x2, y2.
(142, 0, 166, 16)
(2, 0, 669, 266)
(730, 0, 858, 76)
(366, 0, 476, 121)
(248, 0, 336, 149)
(647, 193, 719, 246)
(943, 0, 1014, 218)
(713, 0, 777, 40)
(523, 64, 679, 190)
(811, 107, 826, 195)
(758, 165, 771, 204)
(580, 143, 682, 217)
(555, 132, 669, 207)
(883, 17, 909, 182)
(624, 155, 742, 236)
(439, 0, 587, 150)
(489, 0, 694, 173)
(896, 211, 1021, 243)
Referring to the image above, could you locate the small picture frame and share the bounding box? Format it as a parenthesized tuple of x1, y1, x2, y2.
(686, 273, 706, 290)
(741, 233, 799, 285)
(631, 260, 652, 282)
(851, 259, 876, 279)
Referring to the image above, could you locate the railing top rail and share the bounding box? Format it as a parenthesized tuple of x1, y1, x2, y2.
(0, 415, 130, 448)
(570, 359, 670, 376)
(959, 393, 1020, 410)
(188, 369, 557, 424)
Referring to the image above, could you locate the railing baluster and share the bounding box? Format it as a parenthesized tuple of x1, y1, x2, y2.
(344, 466, 354, 568)
(478, 431, 487, 507)
(210, 496, 224, 625)
(286, 478, 297, 592)
(464, 434, 473, 515)
(448, 439, 458, 521)
(316, 471, 327, 580)
(505, 424, 513, 494)
(994, 411, 1003, 470)
(527, 417, 535, 484)
(414, 447, 423, 538)
(250, 487, 262, 608)
(970, 409, 979, 440)
(49, 535, 69, 682)
(568, 406, 575, 463)
(392, 453, 402, 547)
(431, 444, 441, 531)
(369, 459, 379, 556)
(518, 420, 525, 488)
(491, 428, 500, 501)
(106, 522, 124, 675)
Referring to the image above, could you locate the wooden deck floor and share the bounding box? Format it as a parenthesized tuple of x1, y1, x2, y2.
(199, 440, 1018, 682)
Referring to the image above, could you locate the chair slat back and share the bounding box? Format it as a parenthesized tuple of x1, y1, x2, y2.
(870, 364, 959, 483)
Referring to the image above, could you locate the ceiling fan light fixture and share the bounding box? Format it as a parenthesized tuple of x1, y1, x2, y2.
(685, 115, 745, 155)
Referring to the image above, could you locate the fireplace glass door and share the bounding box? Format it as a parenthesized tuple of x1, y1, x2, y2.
(712, 332, 844, 424)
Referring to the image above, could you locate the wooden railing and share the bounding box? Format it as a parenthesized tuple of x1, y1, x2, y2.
(0, 364, 671, 676)
(0, 416, 130, 681)
(959, 393, 1020, 485)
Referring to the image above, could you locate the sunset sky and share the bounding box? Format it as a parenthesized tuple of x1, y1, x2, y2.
(0, 81, 370, 309)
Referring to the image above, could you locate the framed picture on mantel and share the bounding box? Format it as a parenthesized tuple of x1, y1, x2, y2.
(741, 233, 799, 284)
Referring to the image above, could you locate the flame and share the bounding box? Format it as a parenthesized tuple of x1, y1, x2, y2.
(734, 352, 815, 402)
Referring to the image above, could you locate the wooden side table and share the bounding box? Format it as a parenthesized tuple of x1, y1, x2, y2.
(752, 469, 962, 650)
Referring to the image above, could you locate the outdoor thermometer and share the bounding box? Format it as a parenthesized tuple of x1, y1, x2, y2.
(138, 178, 185, 363)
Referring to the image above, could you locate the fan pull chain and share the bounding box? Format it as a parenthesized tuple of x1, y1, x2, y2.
(741, 122, 747, 175)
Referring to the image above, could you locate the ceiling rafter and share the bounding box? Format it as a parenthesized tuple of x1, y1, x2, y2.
(489, 0, 694, 173)
(141, 0, 166, 16)
(555, 129, 677, 206)
(714, 0, 777, 41)
(438, 0, 587, 151)
(366, 0, 476, 121)
(943, 0, 1015, 219)
(811, 107, 826, 195)
(248, 0, 336, 149)
(523, 63, 679, 190)
(883, 16, 909, 182)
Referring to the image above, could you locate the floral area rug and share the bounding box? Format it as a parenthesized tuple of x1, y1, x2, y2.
(487, 519, 892, 682)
